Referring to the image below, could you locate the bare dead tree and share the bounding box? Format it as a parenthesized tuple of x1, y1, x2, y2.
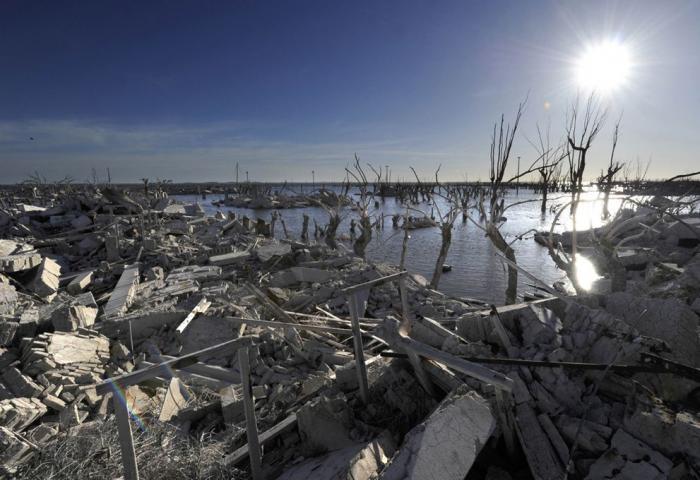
(564, 94, 606, 289)
(485, 101, 525, 304)
(598, 117, 624, 219)
(410, 165, 463, 290)
(141, 178, 150, 198)
(622, 156, 652, 192)
(526, 122, 566, 214)
(345, 154, 375, 258)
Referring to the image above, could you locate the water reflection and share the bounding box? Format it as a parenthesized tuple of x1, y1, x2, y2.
(173, 188, 626, 303)
(574, 254, 602, 291)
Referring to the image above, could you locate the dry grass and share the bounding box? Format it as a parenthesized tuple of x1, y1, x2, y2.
(16, 417, 244, 480)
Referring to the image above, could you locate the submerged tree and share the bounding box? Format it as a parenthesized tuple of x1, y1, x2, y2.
(598, 117, 624, 219)
(484, 102, 525, 304)
(346, 154, 376, 258)
(564, 94, 606, 287)
(408, 166, 464, 290)
(527, 122, 565, 214)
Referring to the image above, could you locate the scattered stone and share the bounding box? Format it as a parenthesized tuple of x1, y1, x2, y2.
(278, 433, 396, 480)
(0, 283, 18, 316)
(208, 250, 250, 266)
(26, 257, 61, 301)
(159, 378, 189, 422)
(585, 429, 672, 479)
(103, 263, 140, 317)
(66, 270, 94, 295)
(0, 426, 34, 474)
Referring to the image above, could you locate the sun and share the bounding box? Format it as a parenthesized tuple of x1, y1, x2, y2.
(575, 40, 632, 93)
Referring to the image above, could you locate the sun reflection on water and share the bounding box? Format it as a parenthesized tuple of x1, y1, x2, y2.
(574, 254, 602, 291)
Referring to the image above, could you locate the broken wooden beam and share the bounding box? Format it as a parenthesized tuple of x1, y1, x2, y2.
(347, 293, 370, 404)
(238, 346, 263, 479)
(175, 297, 212, 334)
(341, 270, 407, 295)
(113, 394, 139, 480)
(93, 336, 254, 396)
(223, 413, 298, 466)
(378, 317, 513, 391)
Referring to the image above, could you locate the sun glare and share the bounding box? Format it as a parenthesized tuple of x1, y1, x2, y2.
(575, 40, 632, 93)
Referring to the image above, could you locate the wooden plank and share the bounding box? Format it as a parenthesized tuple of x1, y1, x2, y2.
(341, 270, 407, 294)
(245, 283, 295, 323)
(114, 395, 139, 480)
(238, 347, 263, 479)
(94, 336, 253, 395)
(223, 414, 298, 466)
(348, 293, 370, 404)
(514, 403, 566, 480)
(147, 354, 240, 383)
(399, 277, 435, 396)
(175, 297, 212, 334)
(137, 360, 232, 390)
(379, 317, 513, 391)
(223, 316, 353, 335)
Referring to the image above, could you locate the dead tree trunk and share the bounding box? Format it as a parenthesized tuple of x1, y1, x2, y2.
(487, 224, 517, 304)
(325, 213, 341, 249)
(430, 223, 452, 290)
(301, 214, 309, 242)
(353, 215, 372, 258)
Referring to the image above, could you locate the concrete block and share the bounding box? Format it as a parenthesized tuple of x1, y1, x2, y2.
(380, 386, 495, 480)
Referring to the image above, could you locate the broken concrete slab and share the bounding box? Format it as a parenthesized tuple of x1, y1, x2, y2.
(66, 270, 94, 295)
(297, 393, 359, 455)
(603, 292, 700, 366)
(26, 257, 61, 301)
(0, 397, 47, 431)
(159, 378, 189, 422)
(291, 266, 334, 284)
(278, 433, 396, 480)
(379, 385, 495, 480)
(0, 426, 34, 475)
(0, 320, 18, 346)
(51, 304, 98, 332)
(2, 368, 44, 398)
(0, 252, 42, 273)
(585, 429, 672, 479)
(0, 283, 18, 316)
(208, 250, 250, 266)
(103, 263, 140, 317)
(255, 242, 292, 262)
(623, 403, 700, 464)
(514, 403, 566, 480)
(166, 265, 221, 283)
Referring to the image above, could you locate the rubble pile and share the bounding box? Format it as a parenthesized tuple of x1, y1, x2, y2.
(0, 186, 697, 479)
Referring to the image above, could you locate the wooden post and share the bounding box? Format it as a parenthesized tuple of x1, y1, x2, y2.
(399, 277, 410, 328)
(238, 347, 263, 480)
(399, 277, 435, 396)
(113, 394, 139, 480)
(348, 293, 370, 404)
(495, 388, 517, 458)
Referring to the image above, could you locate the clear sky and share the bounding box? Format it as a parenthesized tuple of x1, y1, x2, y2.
(1, 0, 698, 183)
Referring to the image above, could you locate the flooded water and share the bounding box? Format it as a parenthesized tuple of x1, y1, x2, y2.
(173, 187, 625, 304)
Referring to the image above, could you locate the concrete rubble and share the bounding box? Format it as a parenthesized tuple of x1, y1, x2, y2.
(0, 186, 696, 479)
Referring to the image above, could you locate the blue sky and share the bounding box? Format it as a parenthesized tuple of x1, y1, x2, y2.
(1, 0, 698, 182)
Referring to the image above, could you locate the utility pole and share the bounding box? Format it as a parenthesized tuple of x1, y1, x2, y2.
(385, 165, 389, 184)
(312, 170, 315, 189)
(246, 171, 249, 183)
(236, 162, 239, 184)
